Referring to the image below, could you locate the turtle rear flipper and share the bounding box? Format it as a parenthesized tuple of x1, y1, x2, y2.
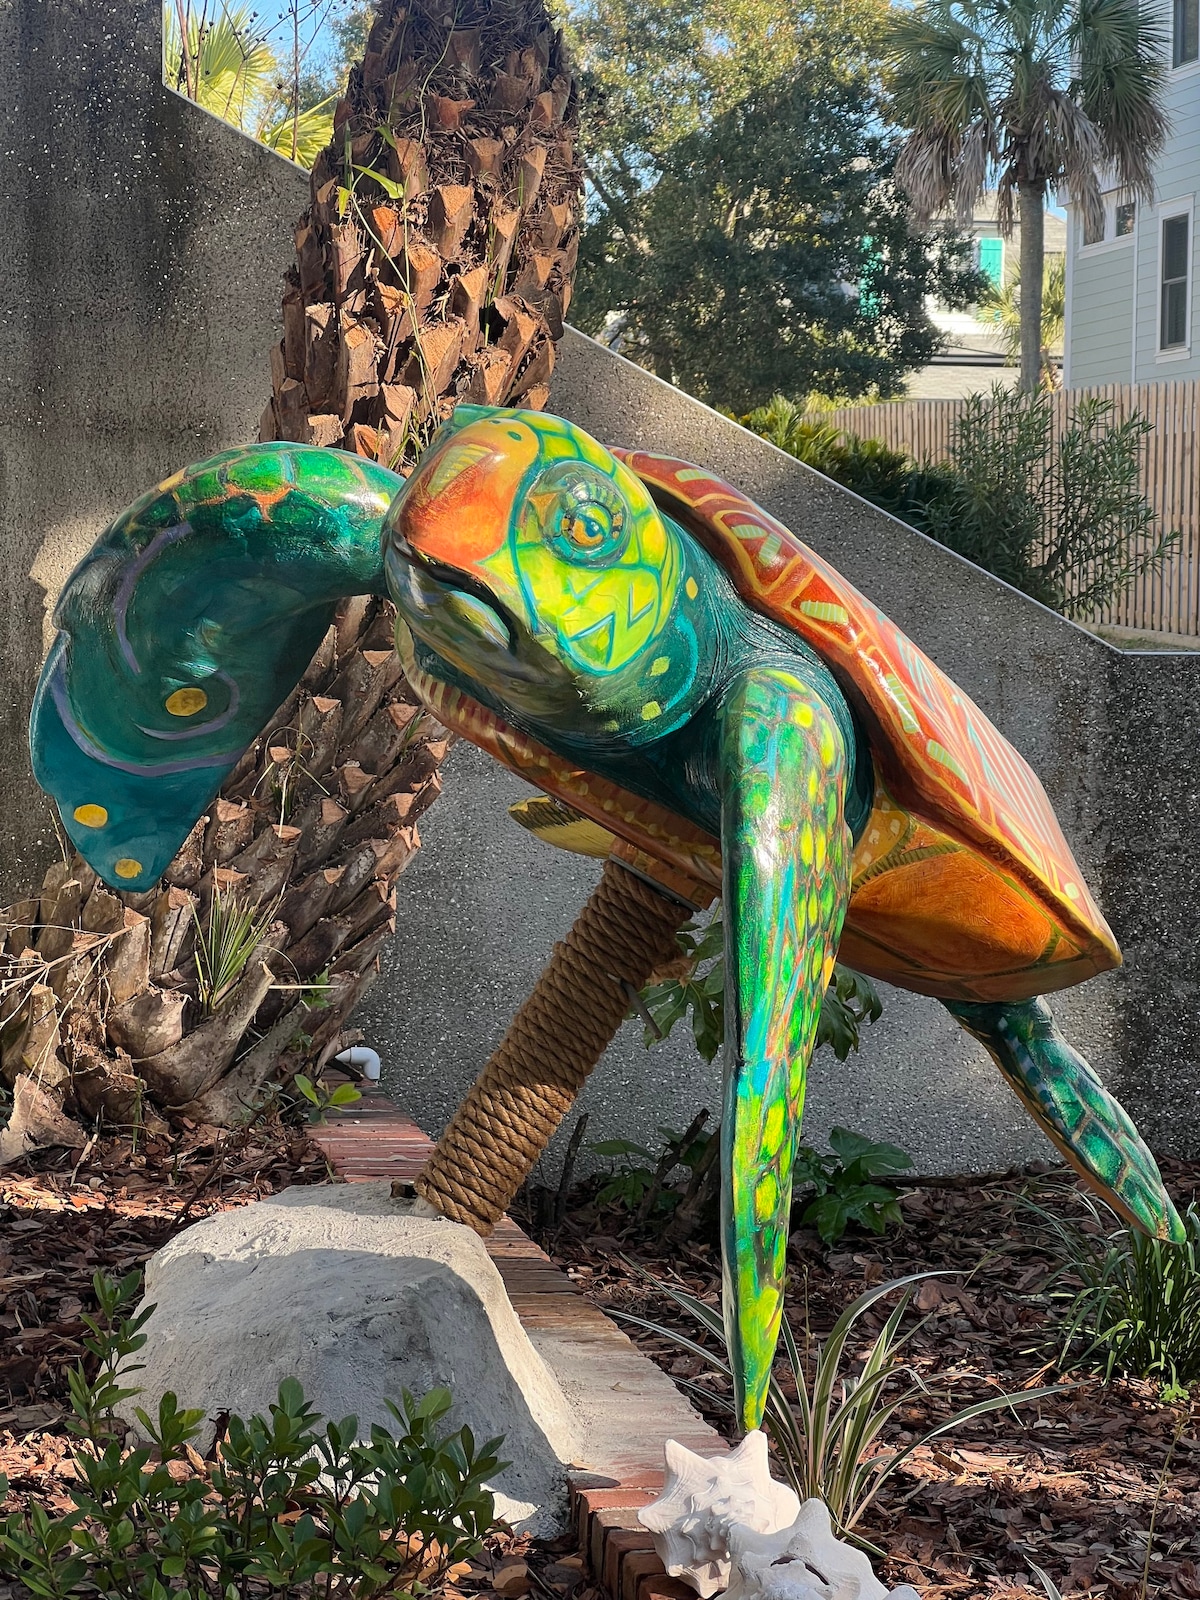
(946, 997, 1184, 1243)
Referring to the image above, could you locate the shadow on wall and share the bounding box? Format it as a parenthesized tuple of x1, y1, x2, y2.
(0, 0, 308, 888)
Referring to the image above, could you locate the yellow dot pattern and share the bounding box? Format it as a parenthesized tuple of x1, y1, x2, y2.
(641, 701, 662, 721)
(73, 804, 108, 828)
(114, 858, 144, 879)
(166, 687, 208, 716)
(650, 656, 670, 676)
(685, 577, 698, 599)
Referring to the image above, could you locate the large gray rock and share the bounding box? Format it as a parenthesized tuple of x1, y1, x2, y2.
(121, 1183, 583, 1532)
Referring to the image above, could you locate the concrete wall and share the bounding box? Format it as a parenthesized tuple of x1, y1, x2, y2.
(7, 0, 1200, 1179)
(0, 0, 308, 884)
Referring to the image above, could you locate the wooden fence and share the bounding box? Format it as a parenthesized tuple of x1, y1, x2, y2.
(810, 381, 1200, 639)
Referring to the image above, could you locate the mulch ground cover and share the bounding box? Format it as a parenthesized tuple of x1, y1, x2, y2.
(0, 1116, 549, 1600)
(526, 1159, 1200, 1600)
(6, 1116, 1199, 1600)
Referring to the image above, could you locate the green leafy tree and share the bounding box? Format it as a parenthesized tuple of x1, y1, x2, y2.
(980, 256, 1067, 388)
(887, 0, 1168, 393)
(570, 0, 984, 409)
(164, 2, 337, 167)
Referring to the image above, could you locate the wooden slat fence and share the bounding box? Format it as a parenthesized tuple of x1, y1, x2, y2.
(808, 381, 1200, 637)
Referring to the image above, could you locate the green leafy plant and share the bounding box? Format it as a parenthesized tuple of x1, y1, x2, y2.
(294, 1071, 363, 1122)
(639, 907, 881, 1066)
(1036, 1194, 1200, 1393)
(741, 386, 1177, 620)
(0, 1272, 505, 1600)
(191, 882, 279, 1016)
(591, 1112, 717, 1219)
(619, 1271, 1063, 1546)
(794, 1127, 913, 1244)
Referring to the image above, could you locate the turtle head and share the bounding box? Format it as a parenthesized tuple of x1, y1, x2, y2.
(384, 407, 702, 746)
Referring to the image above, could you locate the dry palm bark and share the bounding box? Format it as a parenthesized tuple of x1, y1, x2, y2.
(261, 0, 581, 467)
(0, 0, 581, 1133)
(0, 599, 449, 1130)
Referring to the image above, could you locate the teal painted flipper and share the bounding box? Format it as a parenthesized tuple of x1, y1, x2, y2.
(718, 666, 853, 1431)
(31, 444, 400, 892)
(947, 997, 1184, 1243)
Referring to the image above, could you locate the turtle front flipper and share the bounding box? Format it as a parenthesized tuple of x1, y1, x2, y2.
(30, 445, 399, 891)
(717, 666, 854, 1431)
(946, 997, 1184, 1243)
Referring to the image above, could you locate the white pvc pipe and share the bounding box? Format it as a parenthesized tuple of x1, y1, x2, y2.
(335, 1045, 381, 1082)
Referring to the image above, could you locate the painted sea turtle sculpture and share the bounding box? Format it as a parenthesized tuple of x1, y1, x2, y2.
(30, 405, 1182, 1432)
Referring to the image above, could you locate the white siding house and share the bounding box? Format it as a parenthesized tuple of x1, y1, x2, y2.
(1064, 4, 1200, 386)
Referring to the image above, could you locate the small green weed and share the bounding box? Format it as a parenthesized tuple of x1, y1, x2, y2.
(191, 883, 278, 1015)
(0, 1270, 505, 1600)
(794, 1126, 913, 1244)
(294, 1071, 363, 1122)
(1036, 1194, 1200, 1393)
(638, 907, 881, 1065)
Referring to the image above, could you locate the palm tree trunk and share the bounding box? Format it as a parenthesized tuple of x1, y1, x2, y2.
(1018, 181, 1046, 395)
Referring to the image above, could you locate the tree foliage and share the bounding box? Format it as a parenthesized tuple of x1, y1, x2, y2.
(164, 2, 338, 166)
(886, 0, 1168, 390)
(568, 0, 984, 409)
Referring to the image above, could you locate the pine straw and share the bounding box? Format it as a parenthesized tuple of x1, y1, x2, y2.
(531, 1160, 1200, 1600)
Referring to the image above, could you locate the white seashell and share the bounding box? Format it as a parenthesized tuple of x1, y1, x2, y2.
(638, 1431, 801, 1598)
(725, 1500, 888, 1600)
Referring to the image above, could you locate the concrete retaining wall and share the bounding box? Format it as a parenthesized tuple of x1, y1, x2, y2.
(5, 0, 1197, 1175)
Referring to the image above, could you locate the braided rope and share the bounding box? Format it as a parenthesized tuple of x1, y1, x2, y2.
(413, 859, 691, 1233)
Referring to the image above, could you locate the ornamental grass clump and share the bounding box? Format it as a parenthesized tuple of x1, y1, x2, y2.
(619, 1271, 1062, 1546)
(1037, 1194, 1200, 1395)
(0, 1269, 505, 1600)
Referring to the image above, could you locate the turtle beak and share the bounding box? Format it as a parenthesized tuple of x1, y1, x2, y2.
(389, 414, 541, 574)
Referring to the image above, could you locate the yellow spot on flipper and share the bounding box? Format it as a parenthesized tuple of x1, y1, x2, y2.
(1064, 882, 1080, 900)
(114, 859, 143, 879)
(650, 656, 670, 676)
(73, 804, 108, 828)
(166, 687, 208, 716)
(641, 701, 662, 721)
(685, 577, 698, 599)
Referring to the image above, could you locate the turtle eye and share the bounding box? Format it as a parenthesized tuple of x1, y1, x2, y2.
(536, 465, 631, 566)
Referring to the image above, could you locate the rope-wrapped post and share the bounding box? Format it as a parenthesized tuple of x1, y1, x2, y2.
(413, 857, 697, 1234)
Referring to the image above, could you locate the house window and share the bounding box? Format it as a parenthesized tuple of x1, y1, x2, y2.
(1115, 202, 1136, 237)
(1175, 0, 1199, 65)
(1083, 209, 1105, 246)
(1160, 213, 1190, 350)
(977, 237, 1004, 286)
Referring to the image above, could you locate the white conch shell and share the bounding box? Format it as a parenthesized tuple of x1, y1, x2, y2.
(638, 1432, 801, 1598)
(726, 1500, 908, 1600)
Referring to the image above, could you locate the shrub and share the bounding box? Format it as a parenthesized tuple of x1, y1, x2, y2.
(1037, 1195, 1200, 1396)
(740, 386, 1176, 618)
(618, 1271, 1062, 1546)
(0, 1270, 505, 1600)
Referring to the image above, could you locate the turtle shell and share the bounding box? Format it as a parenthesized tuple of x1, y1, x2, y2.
(612, 448, 1121, 1003)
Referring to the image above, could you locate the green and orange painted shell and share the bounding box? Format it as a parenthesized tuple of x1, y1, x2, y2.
(611, 449, 1123, 1001)
(397, 416, 1120, 1005)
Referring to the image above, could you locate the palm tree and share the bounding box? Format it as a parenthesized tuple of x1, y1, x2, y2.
(887, 0, 1168, 392)
(0, 0, 581, 1129)
(164, 3, 337, 167)
(981, 254, 1066, 387)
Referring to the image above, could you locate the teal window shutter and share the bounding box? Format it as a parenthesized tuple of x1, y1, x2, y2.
(977, 237, 1004, 286)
